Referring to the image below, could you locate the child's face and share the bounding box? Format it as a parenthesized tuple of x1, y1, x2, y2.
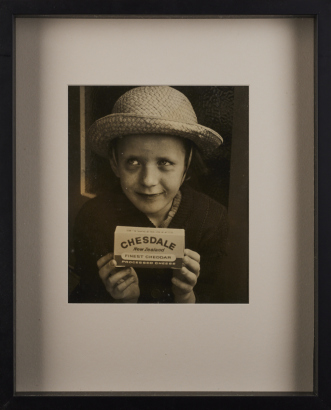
(110, 134, 187, 222)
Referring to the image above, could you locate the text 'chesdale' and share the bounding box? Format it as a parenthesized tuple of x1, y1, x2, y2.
(121, 236, 176, 250)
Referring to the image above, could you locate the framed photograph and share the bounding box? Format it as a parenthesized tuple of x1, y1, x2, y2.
(1, 0, 331, 408)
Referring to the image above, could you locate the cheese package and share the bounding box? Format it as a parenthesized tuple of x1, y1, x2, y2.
(114, 226, 185, 269)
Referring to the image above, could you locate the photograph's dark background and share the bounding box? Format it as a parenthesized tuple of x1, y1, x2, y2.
(68, 85, 248, 302)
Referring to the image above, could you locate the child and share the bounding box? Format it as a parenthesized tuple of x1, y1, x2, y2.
(72, 86, 228, 303)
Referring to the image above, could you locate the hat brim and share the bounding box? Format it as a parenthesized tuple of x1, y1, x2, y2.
(87, 113, 223, 159)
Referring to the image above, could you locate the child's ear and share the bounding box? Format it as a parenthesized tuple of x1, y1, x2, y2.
(109, 152, 120, 178)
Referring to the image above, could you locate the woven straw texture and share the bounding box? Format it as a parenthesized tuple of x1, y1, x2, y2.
(87, 86, 223, 158)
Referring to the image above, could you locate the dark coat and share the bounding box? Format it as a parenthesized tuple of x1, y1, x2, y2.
(70, 184, 228, 303)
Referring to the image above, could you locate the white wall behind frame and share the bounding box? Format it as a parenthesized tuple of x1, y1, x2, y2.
(15, 17, 314, 392)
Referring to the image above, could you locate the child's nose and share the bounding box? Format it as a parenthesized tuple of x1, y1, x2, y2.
(140, 165, 158, 187)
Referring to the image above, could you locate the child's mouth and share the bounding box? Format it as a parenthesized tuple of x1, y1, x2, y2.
(136, 192, 164, 200)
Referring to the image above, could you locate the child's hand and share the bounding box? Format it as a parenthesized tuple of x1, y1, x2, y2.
(97, 253, 140, 302)
(172, 249, 200, 303)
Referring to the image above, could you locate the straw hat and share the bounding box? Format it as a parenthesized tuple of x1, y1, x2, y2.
(87, 86, 223, 158)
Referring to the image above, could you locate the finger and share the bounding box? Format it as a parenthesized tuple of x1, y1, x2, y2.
(113, 266, 134, 283)
(179, 266, 198, 286)
(97, 253, 114, 269)
(183, 255, 200, 275)
(116, 276, 136, 292)
(171, 277, 193, 293)
(98, 258, 117, 281)
(172, 268, 187, 283)
(184, 249, 200, 263)
(108, 268, 133, 288)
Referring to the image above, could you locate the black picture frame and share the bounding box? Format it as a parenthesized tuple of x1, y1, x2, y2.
(1, 0, 330, 409)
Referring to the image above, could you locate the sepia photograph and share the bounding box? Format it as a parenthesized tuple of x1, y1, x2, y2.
(68, 85, 249, 304)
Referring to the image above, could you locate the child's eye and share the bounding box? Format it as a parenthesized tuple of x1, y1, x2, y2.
(127, 158, 140, 166)
(158, 159, 173, 166)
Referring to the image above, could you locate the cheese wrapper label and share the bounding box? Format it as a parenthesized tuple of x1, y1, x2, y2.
(114, 226, 185, 269)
